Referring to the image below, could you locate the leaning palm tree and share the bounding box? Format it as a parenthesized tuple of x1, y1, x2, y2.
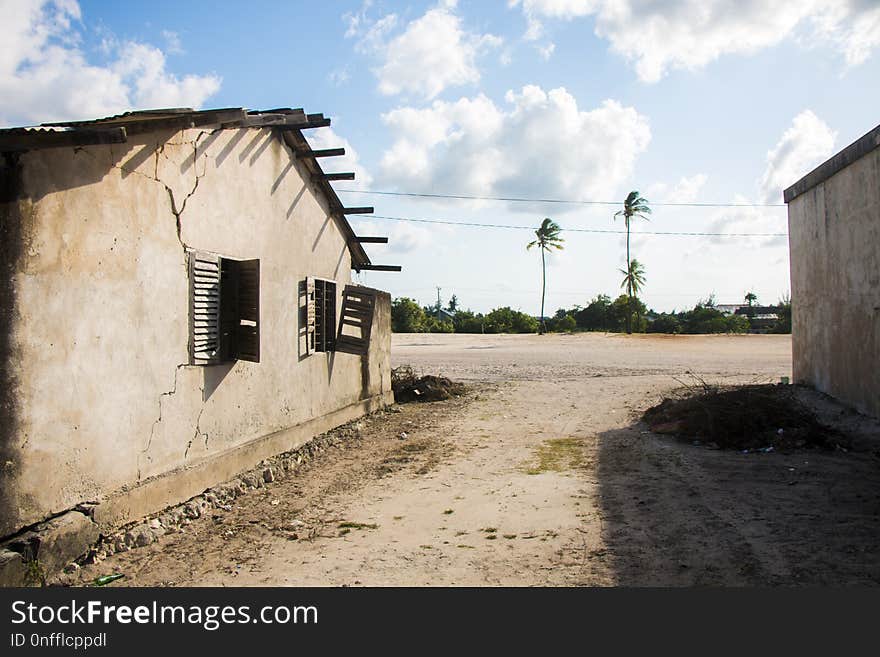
(620, 258, 646, 331)
(527, 217, 564, 334)
(614, 191, 651, 333)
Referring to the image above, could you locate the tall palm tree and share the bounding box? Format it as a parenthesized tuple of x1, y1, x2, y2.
(614, 191, 651, 333)
(620, 258, 646, 330)
(527, 217, 564, 334)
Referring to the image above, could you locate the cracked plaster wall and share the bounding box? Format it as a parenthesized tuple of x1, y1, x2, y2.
(0, 126, 389, 537)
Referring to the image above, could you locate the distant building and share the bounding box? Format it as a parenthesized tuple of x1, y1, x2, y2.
(715, 304, 745, 316)
(437, 308, 456, 323)
(784, 121, 880, 418)
(734, 305, 780, 332)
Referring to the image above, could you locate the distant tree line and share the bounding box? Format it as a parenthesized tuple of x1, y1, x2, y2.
(391, 297, 538, 334)
(391, 294, 792, 335)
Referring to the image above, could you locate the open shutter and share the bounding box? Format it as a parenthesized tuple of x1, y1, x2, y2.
(298, 278, 314, 356)
(324, 280, 337, 351)
(234, 259, 260, 362)
(314, 279, 338, 352)
(305, 277, 316, 354)
(336, 285, 376, 356)
(189, 251, 222, 365)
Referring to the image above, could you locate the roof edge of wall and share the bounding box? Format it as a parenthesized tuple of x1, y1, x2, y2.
(784, 122, 880, 204)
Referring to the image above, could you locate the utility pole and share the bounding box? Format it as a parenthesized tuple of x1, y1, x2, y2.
(436, 286, 442, 320)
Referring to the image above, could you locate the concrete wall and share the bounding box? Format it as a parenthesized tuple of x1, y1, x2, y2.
(787, 146, 880, 418)
(0, 126, 392, 539)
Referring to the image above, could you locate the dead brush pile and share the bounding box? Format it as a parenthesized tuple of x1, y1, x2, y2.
(391, 365, 467, 403)
(643, 382, 844, 451)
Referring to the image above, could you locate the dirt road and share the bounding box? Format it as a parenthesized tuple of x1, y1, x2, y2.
(68, 333, 880, 586)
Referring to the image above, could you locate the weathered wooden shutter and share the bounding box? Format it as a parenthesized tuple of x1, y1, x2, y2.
(336, 285, 376, 356)
(305, 276, 316, 354)
(234, 259, 260, 362)
(324, 281, 337, 351)
(189, 251, 222, 365)
(314, 279, 337, 352)
(298, 278, 314, 356)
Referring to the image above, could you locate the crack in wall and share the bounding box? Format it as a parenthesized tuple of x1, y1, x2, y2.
(183, 406, 209, 460)
(138, 363, 188, 480)
(78, 131, 213, 251)
(79, 129, 222, 481)
(163, 136, 209, 251)
(137, 129, 220, 476)
(166, 175, 200, 250)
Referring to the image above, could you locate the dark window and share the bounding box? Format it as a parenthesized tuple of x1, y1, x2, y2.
(299, 277, 337, 354)
(188, 250, 260, 365)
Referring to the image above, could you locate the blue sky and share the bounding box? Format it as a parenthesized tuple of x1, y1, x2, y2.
(3, 0, 879, 313)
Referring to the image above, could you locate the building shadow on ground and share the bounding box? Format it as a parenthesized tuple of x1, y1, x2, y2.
(594, 420, 880, 586)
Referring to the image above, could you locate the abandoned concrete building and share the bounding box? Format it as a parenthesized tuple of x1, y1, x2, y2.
(785, 121, 880, 418)
(0, 107, 398, 582)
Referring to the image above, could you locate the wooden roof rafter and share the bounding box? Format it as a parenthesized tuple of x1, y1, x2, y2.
(278, 125, 371, 269)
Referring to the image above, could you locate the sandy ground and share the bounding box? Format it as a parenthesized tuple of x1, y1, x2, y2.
(67, 333, 880, 586)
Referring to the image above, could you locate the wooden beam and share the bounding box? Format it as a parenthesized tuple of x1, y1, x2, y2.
(277, 117, 331, 130)
(301, 113, 331, 129)
(233, 113, 290, 128)
(312, 172, 355, 182)
(301, 118, 331, 129)
(190, 109, 248, 127)
(256, 107, 302, 115)
(0, 127, 127, 152)
(354, 265, 402, 272)
(296, 147, 345, 159)
(340, 206, 373, 214)
(275, 113, 332, 130)
(355, 236, 389, 243)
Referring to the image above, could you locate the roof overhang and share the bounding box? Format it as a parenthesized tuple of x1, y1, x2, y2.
(0, 106, 375, 269)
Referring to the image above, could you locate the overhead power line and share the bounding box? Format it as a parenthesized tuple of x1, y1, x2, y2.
(369, 214, 788, 238)
(338, 188, 787, 208)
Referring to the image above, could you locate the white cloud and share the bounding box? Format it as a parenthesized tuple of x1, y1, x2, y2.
(378, 85, 651, 209)
(348, 217, 440, 255)
(161, 30, 183, 55)
(344, 0, 502, 100)
(759, 110, 836, 204)
(631, 174, 707, 254)
(510, 1, 880, 81)
(510, 0, 598, 40)
(666, 174, 708, 204)
(692, 111, 835, 252)
(112, 42, 220, 110)
(703, 199, 789, 248)
(0, 0, 220, 126)
(343, 0, 374, 39)
(536, 42, 556, 60)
